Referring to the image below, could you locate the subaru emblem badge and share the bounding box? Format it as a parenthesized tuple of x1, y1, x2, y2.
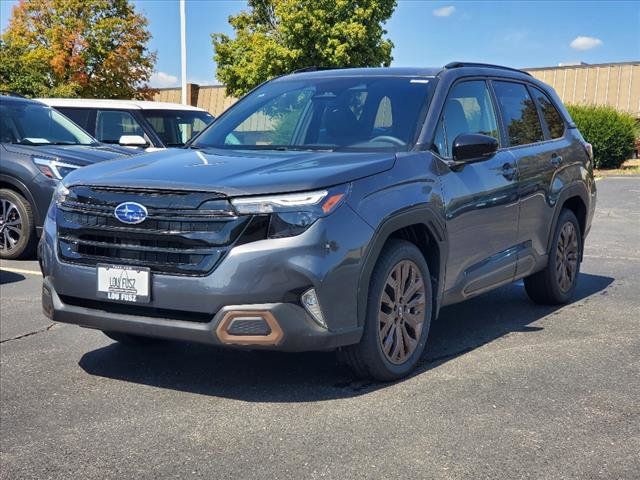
(114, 202, 148, 224)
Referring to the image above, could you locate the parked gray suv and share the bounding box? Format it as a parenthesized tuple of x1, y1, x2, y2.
(40, 63, 596, 380)
(0, 95, 133, 259)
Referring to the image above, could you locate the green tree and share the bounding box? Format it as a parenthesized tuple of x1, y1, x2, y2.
(212, 0, 396, 97)
(0, 0, 156, 99)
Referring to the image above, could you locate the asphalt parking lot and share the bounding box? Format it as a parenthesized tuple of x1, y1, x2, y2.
(1, 176, 639, 480)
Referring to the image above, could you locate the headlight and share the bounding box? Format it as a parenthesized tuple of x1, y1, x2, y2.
(231, 185, 349, 238)
(33, 157, 81, 180)
(53, 182, 69, 205)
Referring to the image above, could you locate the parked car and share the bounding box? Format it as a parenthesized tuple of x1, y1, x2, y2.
(40, 63, 596, 380)
(39, 99, 214, 150)
(0, 95, 135, 259)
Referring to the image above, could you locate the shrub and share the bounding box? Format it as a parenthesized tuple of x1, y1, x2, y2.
(566, 104, 636, 169)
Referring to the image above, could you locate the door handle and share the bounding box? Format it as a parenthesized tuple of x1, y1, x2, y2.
(502, 162, 516, 180)
(550, 154, 563, 167)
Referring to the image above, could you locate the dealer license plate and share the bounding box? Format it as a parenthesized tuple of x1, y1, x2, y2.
(96, 264, 150, 303)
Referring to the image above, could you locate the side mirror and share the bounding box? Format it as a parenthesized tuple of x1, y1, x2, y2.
(452, 133, 498, 163)
(118, 135, 148, 147)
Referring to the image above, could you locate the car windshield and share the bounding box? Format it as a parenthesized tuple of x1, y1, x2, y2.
(191, 75, 434, 152)
(142, 110, 215, 146)
(0, 101, 97, 146)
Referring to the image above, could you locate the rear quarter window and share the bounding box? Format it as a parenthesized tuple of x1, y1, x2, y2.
(530, 86, 565, 139)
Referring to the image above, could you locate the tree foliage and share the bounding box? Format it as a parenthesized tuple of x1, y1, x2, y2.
(0, 0, 156, 99)
(212, 0, 396, 97)
(567, 104, 636, 169)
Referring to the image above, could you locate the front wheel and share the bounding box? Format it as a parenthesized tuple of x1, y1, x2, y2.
(524, 209, 582, 305)
(340, 239, 433, 381)
(0, 189, 37, 260)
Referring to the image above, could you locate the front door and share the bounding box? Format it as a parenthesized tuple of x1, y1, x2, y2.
(433, 80, 520, 304)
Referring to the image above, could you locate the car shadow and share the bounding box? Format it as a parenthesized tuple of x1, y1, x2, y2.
(0, 270, 25, 285)
(79, 272, 613, 402)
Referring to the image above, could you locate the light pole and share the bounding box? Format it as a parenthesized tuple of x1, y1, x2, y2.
(180, 0, 187, 105)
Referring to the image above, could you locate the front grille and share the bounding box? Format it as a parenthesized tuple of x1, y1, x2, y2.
(57, 186, 251, 275)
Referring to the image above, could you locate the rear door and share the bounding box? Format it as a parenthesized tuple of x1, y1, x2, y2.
(492, 81, 570, 275)
(435, 79, 520, 302)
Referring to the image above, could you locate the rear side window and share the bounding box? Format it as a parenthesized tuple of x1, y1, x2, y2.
(55, 107, 92, 131)
(95, 110, 145, 144)
(530, 86, 565, 139)
(493, 81, 543, 146)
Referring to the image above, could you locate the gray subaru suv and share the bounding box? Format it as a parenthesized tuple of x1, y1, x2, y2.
(40, 63, 596, 380)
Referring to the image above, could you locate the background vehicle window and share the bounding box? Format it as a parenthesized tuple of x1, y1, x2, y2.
(96, 110, 145, 144)
(439, 80, 499, 158)
(493, 81, 544, 146)
(55, 108, 92, 131)
(530, 86, 565, 139)
(142, 110, 214, 146)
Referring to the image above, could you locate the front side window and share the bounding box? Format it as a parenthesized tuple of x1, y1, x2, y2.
(436, 80, 500, 158)
(55, 107, 92, 131)
(0, 102, 95, 146)
(530, 86, 565, 139)
(493, 81, 544, 146)
(95, 110, 145, 144)
(142, 110, 214, 146)
(192, 76, 434, 152)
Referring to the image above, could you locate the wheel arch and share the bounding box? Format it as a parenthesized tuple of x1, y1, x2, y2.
(0, 175, 41, 224)
(547, 182, 589, 260)
(357, 205, 447, 327)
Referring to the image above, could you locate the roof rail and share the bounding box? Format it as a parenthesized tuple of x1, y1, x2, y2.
(444, 62, 532, 77)
(291, 66, 336, 74)
(0, 90, 26, 98)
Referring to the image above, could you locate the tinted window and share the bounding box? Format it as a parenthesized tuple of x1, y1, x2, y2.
(142, 110, 214, 146)
(96, 110, 145, 144)
(493, 81, 543, 146)
(530, 86, 565, 139)
(192, 76, 434, 152)
(437, 80, 499, 158)
(56, 107, 92, 130)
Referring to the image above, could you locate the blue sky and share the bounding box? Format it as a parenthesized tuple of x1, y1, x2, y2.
(1, 0, 639, 87)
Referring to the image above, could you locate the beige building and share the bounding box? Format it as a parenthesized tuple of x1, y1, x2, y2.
(153, 61, 640, 119)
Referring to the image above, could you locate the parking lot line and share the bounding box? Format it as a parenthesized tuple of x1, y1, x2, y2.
(0, 266, 42, 276)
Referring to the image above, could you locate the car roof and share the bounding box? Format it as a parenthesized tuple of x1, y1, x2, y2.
(38, 98, 208, 112)
(276, 67, 441, 81)
(0, 95, 48, 107)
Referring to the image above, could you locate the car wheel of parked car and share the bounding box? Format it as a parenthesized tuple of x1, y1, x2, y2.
(102, 331, 163, 346)
(340, 239, 432, 381)
(0, 189, 37, 260)
(524, 209, 582, 305)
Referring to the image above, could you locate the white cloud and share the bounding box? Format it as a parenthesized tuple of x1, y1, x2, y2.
(570, 36, 603, 51)
(433, 5, 455, 17)
(150, 71, 179, 88)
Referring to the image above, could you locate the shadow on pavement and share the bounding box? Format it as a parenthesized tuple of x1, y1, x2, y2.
(79, 272, 613, 401)
(0, 270, 26, 285)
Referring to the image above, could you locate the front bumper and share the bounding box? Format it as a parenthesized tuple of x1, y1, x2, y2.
(40, 202, 372, 351)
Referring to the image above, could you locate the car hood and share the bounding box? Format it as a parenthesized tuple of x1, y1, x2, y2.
(3, 143, 135, 166)
(63, 148, 397, 196)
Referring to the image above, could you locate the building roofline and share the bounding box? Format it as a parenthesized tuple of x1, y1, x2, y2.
(524, 60, 640, 71)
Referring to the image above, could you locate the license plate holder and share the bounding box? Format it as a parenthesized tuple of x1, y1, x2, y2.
(96, 264, 150, 304)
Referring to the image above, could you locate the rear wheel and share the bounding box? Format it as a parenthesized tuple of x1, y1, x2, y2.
(0, 189, 36, 260)
(102, 331, 163, 346)
(340, 239, 432, 381)
(524, 209, 582, 305)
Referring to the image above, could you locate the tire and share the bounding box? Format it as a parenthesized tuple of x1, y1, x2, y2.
(340, 239, 433, 381)
(524, 209, 582, 305)
(0, 188, 37, 260)
(102, 331, 163, 346)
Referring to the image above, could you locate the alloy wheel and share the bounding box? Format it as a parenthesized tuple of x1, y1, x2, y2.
(378, 260, 426, 364)
(556, 221, 579, 293)
(0, 199, 23, 253)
